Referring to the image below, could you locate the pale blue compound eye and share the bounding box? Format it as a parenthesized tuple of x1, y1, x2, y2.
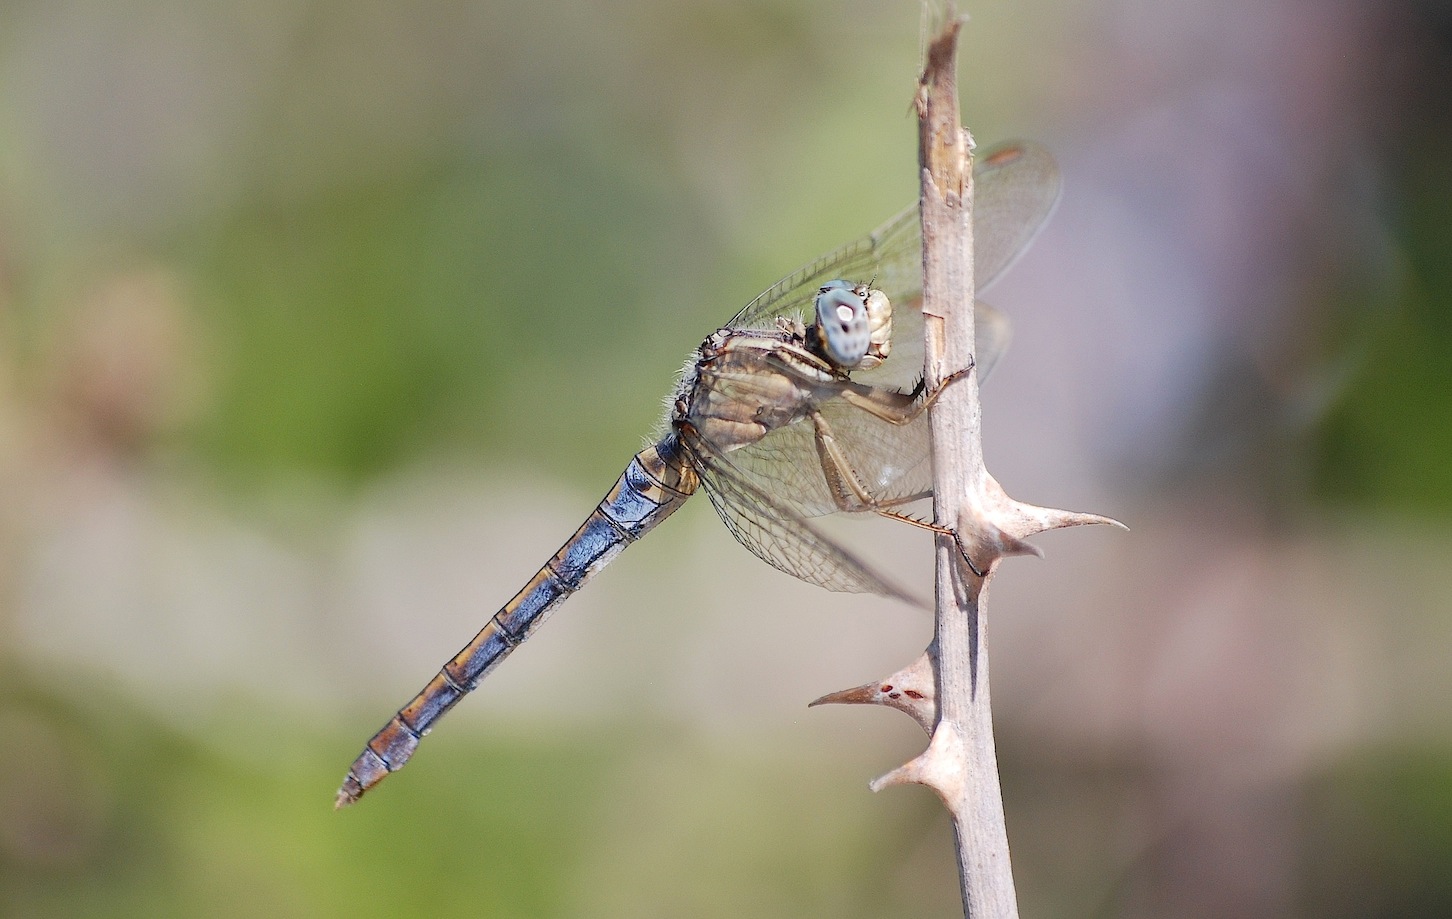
(814, 281, 870, 368)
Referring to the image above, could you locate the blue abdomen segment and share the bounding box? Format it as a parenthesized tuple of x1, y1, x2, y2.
(337, 442, 696, 807)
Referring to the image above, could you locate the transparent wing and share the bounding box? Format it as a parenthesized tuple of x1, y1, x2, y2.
(721, 396, 931, 519)
(974, 302, 1012, 381)
(727, 141, 1060, 336)
(819, 397, 933, 507)
(682, 429, 917, 603)
(727, 202, 921, 333)
(972, 142, 1062, 296)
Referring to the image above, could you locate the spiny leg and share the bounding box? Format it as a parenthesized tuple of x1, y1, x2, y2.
(872, 510, 986, 579)
(809, 407, 984, 577)
(838, 360, 975, 426)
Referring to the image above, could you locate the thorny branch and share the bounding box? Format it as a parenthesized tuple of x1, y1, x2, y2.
(811, 6, 1122, 918)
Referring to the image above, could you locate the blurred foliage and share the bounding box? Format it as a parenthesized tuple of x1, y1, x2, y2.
(1312, 12, 1452, 516)
(1300, 748, 1452, 918)
(184, 143, 703, 486)
(0, 676, 969, 919)
(15, 680, 1450, 919)
(0, 678, 613, 918)
(0, 0, 941, 493)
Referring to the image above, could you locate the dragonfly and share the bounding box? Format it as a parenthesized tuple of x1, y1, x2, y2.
(336, 141, 1060, 807)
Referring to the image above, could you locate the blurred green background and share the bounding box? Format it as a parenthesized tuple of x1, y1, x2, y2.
(2, 0, 1450, 916)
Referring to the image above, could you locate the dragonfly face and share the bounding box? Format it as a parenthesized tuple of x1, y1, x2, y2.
(814, 280, 873, 368)
(336, 142, 1060, 807)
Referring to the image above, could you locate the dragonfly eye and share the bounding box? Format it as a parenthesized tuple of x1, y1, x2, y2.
(814, 282, 870, 368)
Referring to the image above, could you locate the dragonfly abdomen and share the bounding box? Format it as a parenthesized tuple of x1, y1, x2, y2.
(336, 440, 697, 808)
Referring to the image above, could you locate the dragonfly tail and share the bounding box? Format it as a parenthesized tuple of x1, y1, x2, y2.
(335, 618, 519, 808)
(335, 440, 696, 808)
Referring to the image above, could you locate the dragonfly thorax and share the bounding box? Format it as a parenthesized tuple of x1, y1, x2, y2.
(675, 328, 839, 454)
(673, 276, 898, 454)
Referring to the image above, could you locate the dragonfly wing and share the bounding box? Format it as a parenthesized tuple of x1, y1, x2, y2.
(820, 397, 933, 506)
(726, 399, 933, 516)
(972, 142, 1062, 292)
(713, 417, 838, 518)
(687, 352, 840, 517)
(727, 141, 1059, 334)
(727, 205, 919, 334)
(974, 301, 1012, 381)
(683, 430, 917, 602)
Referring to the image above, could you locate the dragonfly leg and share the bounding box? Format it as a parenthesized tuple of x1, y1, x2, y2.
(809, 408, 984, 577)
(871, 510, 986, 579)
(839, 359, 975, 426)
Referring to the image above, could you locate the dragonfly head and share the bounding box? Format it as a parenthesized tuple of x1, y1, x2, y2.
(813, 280, 892, 371)
(814, 280, 871, 369)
